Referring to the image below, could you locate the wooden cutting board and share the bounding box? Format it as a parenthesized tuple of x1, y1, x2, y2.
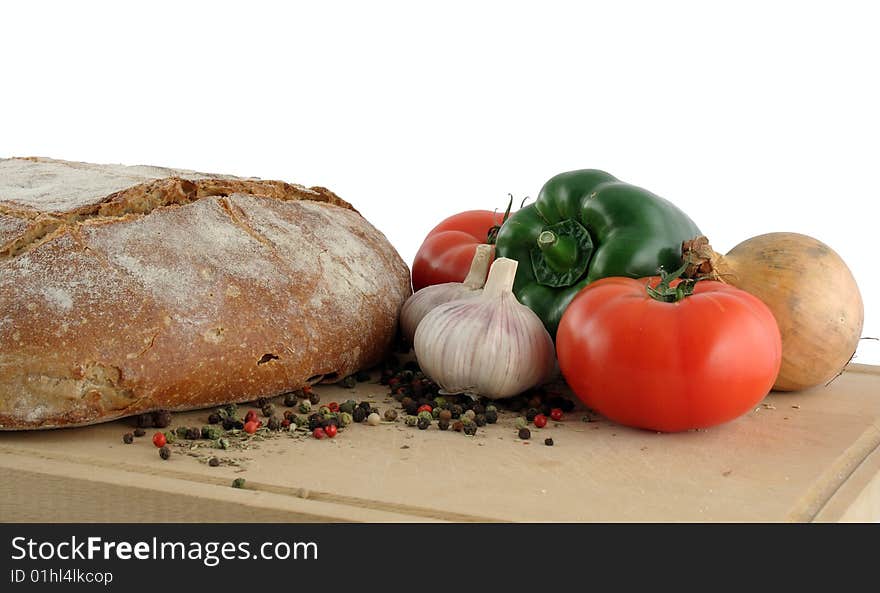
(2, 363, 879, 523)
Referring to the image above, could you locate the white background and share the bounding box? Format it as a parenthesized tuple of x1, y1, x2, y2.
(2, 1, 877, 363)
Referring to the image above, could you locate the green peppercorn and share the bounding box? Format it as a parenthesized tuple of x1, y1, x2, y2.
(463, 424, 477, 436)
(417, 417, 431, 430)
(217, 438, 230, 450)
(486, 404, 498, 413)
(298, 400, 312, 414)
(404, 415, 418, 427)
(208, 457, 220, 467)
(163, 431, 177, 444)
(434, 396, 447, 408)
(431, 408, 441, 419)
(417, 410, 433, 423)
(122, 433, 134, 444)
(338, 412, 353, 427)
(339, 401, 355, 415)
(384, 409, 398, 422)
(159, 446, 171, 460)
(176, 426, 189, 438)
(231, 478, 246, 489)
(515, 417, 528, 430)
(202, 425, 223, 440)
(518, 428, 531, 440)
(294, 414, 309, 427)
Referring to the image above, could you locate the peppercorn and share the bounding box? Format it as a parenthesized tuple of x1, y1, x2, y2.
(202, 425, 222, 440)
(358, 401, 372, 412)
(322, 417, 339, 429)
(175, 426, 189, 438)
(474, 414, 487, 427)
(544, 438, 554, 446)
(518, 428, 531, 440)
(307, 414, 323, 431)
(400, 369, 414, 382)
(417, 411, 433, 424)
(231, 478, 246, 489)
(186, 427, 202, 440)
(313, 427, 327, 439)
(485, 410, 498, 424)
(222, 417, 236, 431)
(515, 417, 528, 430)
(261, 404, 275, 417)
(208, 412, 221, 425)
(352, 408, 367, 423)
(298, 400, 312, 414)
(367, 412, 382, 426)
(527, 395, 543, 410)
(436, 409, 452, 423)
(339, 401, 355, 415)
(486, 404, 498, 413)
(324, 424, 339, 438)
(438, 419, 450, 431)
(451, 405, 463, 419)
(417, 417, 430, 430)
(281, 418, 291, 429)
(550, 408, 564, 422)
(267, 416, 282, 431)
(243, 421, 259, 434)
(463, 424, 477, 436)
(370, 407, 380, 416)
(308, 392, 321, 405)
(337, 412, 353, 427)
(282, 391, 300, 407)
(533, 414, 548, 429)
(136, 413, 153, 428)
(404, 401, 420, 416)
(152, 410, 172, 428)
(255, 397, 269, 408)
(133, 428, 146, 437)
(471, 403, 486, 416)
(339, 375, 357, 389)
(208, 457, 220, 467)
(217, 437, 230, 450)
(122, 433, 134, 444)
(384, 409, 398, 422)
(404, 415, 418, 427)
(526, 408, 539, 422)
(411, 381, 424, 398)
(152, 432, 167, 448)
(159, 446, 171, 460)
(453, 420, 464, 432)
(163, 430, 177, 444)
(355, 370, 371, 382)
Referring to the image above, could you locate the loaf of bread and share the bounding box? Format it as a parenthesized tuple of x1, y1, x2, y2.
(0, 157, 411, 429)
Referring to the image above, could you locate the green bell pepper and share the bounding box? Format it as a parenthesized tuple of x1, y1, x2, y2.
(494, 169, 701, 336)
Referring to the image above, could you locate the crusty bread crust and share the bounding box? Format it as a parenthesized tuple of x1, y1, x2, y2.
(0, 158, 410, 429)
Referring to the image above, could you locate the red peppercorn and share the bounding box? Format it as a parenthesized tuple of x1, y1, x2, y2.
(550, 408, 564, 421)
(533, 414, 548, 428)
(313, 427, 326, 439)
(152, 432, 166, 448)
(324, 424, 338, 438)
(328, 402, 340, 413)
(244, 420, 259, 434)
(417, 404, 432, 414)
(244, 410, 258, 423)
(281, 418, 291, 428)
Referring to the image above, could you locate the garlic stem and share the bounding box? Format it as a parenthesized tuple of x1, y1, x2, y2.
(462, 244, 493, 289)
(482, 257, 518, 298)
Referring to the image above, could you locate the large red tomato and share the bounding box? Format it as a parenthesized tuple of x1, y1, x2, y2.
(556, 276, 782, 432)
(411, 210, 505, 292)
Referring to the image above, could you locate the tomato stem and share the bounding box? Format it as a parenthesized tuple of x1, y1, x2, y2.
(646, 261, 697, 303)
(486, 194, 515, 245)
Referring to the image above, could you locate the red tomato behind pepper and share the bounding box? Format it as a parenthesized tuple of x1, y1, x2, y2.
(411, 210, 505, 292)
(556, 276, 781, 432)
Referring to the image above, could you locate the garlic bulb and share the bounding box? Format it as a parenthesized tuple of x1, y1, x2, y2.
(414, 257, 556, 399)
(400, 244, 493, 344)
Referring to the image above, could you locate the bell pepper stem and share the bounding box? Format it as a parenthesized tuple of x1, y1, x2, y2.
(537, 231, 579, 273)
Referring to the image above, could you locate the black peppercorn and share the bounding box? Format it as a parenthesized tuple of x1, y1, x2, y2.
(222, 417, 236, 431)
(518, 427, 531, 440)
(308, 415, 323, 431)
(404, 401, 419, 416)
(256, 397, 269, 408)
(438, 419, 450, 431)
(136, 413, 154, 428)
(485, 410, 498, 424)
(474, 414, 487, 427)
(133, 428, 146, 437)
(267, 416, 282, 431)
(122, 433, 134, 444)
(159, 446, 171, 460)
(185, 427, 201, 440)
(152, 410, 172, 428)
(526, 408, 539, 422)
(261, 404, 275, 417)
(471, 403, 486, 416)
(411, 381, 424, 398)
(417, 417, 431, 430)
(544, 438, 554, 446)
(208, 412, 221, 425)
(463, 424, 477, 436)
(339, 375, 357, 389)
(308, 392, 321, 405)
(451, 405, 463, 419)
(208, 457, 220, 467)
(358, 401, 372, 412)
(284, 410, 297, 421)
(322, 417, 339, 429)
(352, 408, 367, 423)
